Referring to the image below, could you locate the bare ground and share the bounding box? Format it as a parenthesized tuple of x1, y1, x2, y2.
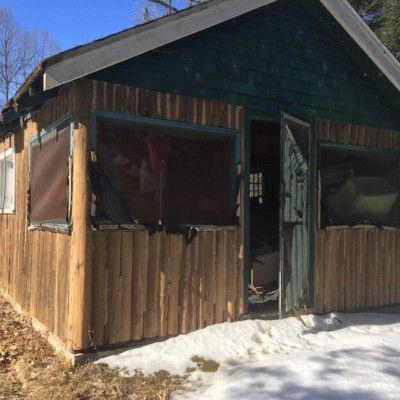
(0, 297, 188, 400)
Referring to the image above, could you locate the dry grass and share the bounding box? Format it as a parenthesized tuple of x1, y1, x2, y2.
(190, 356, 219, 373)
(0, 297, 189, 400)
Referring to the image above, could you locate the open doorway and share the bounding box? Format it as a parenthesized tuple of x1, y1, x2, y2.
(248, 119, 280, 317)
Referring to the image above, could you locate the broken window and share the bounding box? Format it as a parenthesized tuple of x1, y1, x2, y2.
(93, 116, 238, 227)
(318, 144, 400, 228)
(29, 118, 71, 226)
(0, 148, 15, 214)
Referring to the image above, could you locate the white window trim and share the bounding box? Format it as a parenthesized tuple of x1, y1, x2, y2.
(0, 147, 16, 214)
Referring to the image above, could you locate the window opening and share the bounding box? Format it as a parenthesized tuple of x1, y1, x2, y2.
(250, 172, 263, 204)
(319, 144, 400, 228)
(92, 116, 238, 229)
(29, 117, 72, 227)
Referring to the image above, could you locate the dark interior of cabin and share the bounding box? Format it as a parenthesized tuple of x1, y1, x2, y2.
(248, 119, 280, 316)
(91, 117, 237, 228)
(319, 146, 400, 228)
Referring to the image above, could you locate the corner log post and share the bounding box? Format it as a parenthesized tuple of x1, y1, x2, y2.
(67, 79, 94, 351)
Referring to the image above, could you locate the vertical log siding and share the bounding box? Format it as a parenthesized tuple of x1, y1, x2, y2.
(0, 87, 73, 344)
(315, 120, 400, 313)
(89, 81, 245, 347)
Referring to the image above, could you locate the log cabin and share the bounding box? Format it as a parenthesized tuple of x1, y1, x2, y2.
(0, 0, 400, 362)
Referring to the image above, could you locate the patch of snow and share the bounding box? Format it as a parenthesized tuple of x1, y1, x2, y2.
(99, 312, 400, 399)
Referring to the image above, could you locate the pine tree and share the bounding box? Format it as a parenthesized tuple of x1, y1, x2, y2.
(350, 0, 385, 30)
(381, 1, 400, 58)
(349, 0, 400, 60)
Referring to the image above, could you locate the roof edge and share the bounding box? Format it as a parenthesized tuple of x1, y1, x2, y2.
(5, 0, 400, 131)
(13, 63, 43, 102)
(43, 0, 277, 91)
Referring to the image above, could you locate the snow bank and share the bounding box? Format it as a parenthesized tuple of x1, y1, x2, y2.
(99, 316, 308, 375)
(99, 313, 400, 400)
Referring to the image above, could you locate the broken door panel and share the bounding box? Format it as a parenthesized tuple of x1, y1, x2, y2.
(280, 113, 310, 317)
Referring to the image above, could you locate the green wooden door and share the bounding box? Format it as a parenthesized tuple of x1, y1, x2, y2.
(279, 113, 310, 317)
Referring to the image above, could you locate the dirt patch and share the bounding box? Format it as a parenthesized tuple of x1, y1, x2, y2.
(0, 297, 189, 399)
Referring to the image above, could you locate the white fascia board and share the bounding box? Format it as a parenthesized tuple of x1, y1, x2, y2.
(44, 0, 277, 90)
(320, 0, 400, 93)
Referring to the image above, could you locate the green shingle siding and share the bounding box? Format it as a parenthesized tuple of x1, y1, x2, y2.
(91, 0, 400, 130)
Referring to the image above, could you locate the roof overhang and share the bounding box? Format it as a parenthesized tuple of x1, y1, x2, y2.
(43, 0, 277, 91)
(40, 0, 400, 94)
(3, 0, 400, 136)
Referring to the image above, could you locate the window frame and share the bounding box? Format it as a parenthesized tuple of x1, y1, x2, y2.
(28, 113, 74, 229)
(91, 110, 241, 229)
(0, 147, 16, 214)
(250, 172, 263, 203)
(317, 140, 400, 229)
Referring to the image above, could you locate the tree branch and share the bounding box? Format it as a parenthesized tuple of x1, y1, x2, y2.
(147, 0, 178, 13)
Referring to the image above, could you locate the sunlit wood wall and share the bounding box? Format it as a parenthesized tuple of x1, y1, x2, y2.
(315, 120, 400, 313)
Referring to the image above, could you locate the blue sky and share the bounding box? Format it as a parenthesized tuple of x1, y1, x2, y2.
(0, 0, 189, 51)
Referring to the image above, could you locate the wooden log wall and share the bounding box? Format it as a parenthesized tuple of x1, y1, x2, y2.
(91, 229, 243, 346)
(315, 120, 400, 313)
(67, 81, 94, 351)
(315, 228, 400, 313)
(0, 87, 73, 344)
(89, 80, 245, 347)
(316, 119, 400, 150)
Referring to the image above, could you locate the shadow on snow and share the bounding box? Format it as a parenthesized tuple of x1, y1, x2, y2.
(221, 344, 400, 400)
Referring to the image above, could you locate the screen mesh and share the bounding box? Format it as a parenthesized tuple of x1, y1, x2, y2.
(95, 118, 236, 226)
(30, 124, 70, 224)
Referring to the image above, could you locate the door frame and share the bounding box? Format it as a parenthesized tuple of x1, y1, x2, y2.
(244, 112, 315, 318)
(244, 114, 282, 316)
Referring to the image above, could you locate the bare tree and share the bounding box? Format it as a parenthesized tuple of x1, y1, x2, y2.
(149, 0, 178, 14)
(141, 0, 208, 22)
(0, 8, 60, 107)
(0, 9, 29, 106)
(185, 0, 207, 6)
(30, 29, 59, 70)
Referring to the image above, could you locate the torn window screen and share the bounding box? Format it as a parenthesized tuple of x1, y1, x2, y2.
(30, 121, 71, 225)
(319, 146, 400, 228)
(95, 117, 237, 226)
